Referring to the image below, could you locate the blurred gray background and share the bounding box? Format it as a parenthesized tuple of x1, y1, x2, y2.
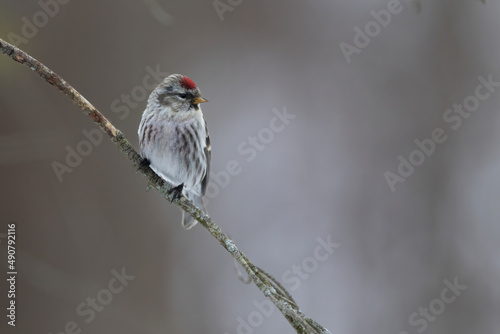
(1, 0, 500, 333)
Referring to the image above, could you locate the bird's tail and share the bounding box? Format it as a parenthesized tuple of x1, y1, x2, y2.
(181, 194, 206, 230)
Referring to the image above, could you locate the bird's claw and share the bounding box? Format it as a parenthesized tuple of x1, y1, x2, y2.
(136, 158, 150, 173)
(167, 183, 184, 203)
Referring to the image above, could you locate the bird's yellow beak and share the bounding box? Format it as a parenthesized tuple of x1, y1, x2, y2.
(192, 97, 208, 104)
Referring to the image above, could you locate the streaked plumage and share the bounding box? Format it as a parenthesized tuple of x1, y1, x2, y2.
(138, 74, 210, 229)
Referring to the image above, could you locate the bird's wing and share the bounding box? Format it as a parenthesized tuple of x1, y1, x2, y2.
(201, 118, 211, 196)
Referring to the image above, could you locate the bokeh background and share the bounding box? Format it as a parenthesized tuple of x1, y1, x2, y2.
(1, 0, 500, 333)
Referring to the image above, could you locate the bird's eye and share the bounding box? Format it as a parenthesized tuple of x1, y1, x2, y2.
(178, 93, 187, 99)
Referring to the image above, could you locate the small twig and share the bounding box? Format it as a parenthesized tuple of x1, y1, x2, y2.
(0, 37, 331, 334)
(233, 258, 252, 284)
(253, 264, 297, 306)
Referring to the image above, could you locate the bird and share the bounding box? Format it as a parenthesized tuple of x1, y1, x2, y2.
(138, 74, 210, 229)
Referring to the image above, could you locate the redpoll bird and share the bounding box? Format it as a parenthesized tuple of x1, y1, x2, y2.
(138, 74, 211, 229)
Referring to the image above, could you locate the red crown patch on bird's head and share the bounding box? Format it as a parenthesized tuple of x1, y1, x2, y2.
(180, 76, 197, 90)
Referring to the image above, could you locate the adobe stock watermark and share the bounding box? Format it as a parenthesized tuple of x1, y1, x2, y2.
(51, 129, 103, 182)
(340, 0, 412, 64)
(48, 267, 135, 334)
(7, 0, 72, 46)
(398, 277, 467, 334)
(144, 0, 175, 26)
(204, 106, 296, 205)
(224, 235, 340, 334)
(213, 0, 243, 22)
(384, 73, 500, 192)
(51, 64, 169, 182)
(110, 64, 170, 121)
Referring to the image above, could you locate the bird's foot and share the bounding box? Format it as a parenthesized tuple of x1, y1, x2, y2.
(136, 157, 150, 173)
(167, 183, 184, 203)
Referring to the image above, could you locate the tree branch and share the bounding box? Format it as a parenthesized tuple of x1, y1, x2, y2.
(0, 37, 331, 334)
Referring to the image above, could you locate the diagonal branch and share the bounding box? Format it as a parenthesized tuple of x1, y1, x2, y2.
(0, 37, 331, 334)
